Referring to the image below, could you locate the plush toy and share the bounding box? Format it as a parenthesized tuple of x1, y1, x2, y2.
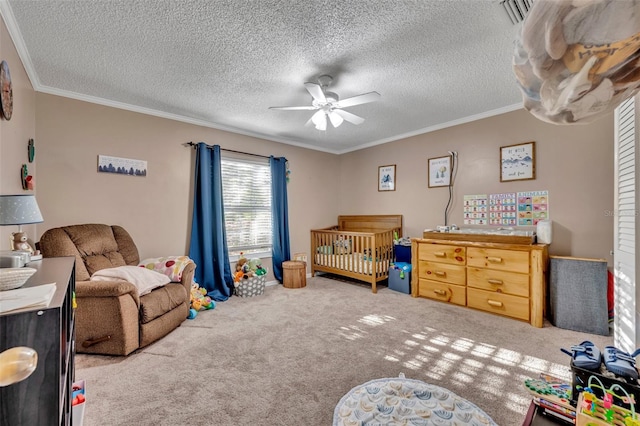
(11, 232, 33, 254)
(187, 282, 215, 319)
(241, 262, 254, 278)
(248, 258, 261, 272)
(235, 257, 254, 281)
(247, 258, 267, 276)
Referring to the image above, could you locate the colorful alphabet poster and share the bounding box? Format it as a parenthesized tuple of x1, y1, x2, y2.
(463, 194, 488, 225)
(463, 190, 549, 226)
(517, 190, 549, 225)
(489, 192, 517, 226)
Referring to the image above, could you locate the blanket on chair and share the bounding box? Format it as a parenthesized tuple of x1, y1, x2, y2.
(139, 255, 194, 282)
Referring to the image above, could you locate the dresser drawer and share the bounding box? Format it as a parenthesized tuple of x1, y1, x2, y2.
(417, 244, 465, 265)
(467, 247, 529, 273)
(417, 279, 466, 306)
(467, 288, 529, 321)
(418, 260, 466, 285)
(467, 267, 529, 297)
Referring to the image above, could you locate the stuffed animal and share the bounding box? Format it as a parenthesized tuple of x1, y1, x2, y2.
(247, 258, 266, 276)
(188, 282, 215, 319)
(11, 232, 33, 254)
(241, 262, 254, 278)
(235, 257, 254, 280)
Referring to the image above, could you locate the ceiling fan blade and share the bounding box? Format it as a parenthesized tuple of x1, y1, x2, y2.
(333, 109, 365, 125)
(304, 82, 326, 103)
(310, 110, 327, 130)
(269, 106, 317, 110)
(336, 91, 381, 108)
(328, 111, 344, 128)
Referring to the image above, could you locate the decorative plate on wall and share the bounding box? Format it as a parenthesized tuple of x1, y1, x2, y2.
(1, 60, 13, 120)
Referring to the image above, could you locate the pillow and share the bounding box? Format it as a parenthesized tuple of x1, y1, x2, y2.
(90, 266, 170, 296)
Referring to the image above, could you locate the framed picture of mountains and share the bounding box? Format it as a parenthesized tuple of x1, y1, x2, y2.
(500, 141, 535, 182)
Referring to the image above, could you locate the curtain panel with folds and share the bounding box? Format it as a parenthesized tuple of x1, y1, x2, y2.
(189, 143, 234, 301)
(270, 156, 291, 282)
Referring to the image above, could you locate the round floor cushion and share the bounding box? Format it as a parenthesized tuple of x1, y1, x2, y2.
(333, 375, 497, 425)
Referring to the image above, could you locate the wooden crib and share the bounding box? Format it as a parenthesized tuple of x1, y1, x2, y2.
(310, 215, 403, 293)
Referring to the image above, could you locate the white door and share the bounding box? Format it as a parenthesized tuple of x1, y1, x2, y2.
(614, 95, 639, 352)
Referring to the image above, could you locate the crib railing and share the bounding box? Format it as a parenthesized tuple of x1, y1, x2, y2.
(310, 226, 396, 293)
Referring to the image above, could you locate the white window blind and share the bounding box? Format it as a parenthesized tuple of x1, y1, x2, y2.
(221, 157, 272, 257)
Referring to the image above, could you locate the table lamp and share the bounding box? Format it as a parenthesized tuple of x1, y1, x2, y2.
(0, 194, 43, 254)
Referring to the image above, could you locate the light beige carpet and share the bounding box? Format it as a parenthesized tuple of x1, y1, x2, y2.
(75, 275, 613, 425)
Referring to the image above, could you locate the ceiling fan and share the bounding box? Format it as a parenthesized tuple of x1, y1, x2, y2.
(269, 75, 380, 131)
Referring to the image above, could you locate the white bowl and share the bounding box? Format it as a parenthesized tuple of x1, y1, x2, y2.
(0, 267, 37, 291)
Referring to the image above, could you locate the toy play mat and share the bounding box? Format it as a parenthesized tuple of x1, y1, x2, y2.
(333, 375, 497, 425)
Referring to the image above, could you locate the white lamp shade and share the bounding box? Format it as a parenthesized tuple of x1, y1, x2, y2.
(0, 195, 44, 226)
(328, 111, 344, 128)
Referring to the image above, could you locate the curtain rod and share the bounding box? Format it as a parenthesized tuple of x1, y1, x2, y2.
(184, 141, 271, 160)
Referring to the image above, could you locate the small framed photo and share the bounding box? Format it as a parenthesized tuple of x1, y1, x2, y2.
(378, 165, 396, 191)
(428, 155, 452, 188)
(500, 141, 535, 182)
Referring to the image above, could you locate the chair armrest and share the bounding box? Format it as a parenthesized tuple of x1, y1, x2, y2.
(75, 280, 141, 306)
(178, 262, 196, 298)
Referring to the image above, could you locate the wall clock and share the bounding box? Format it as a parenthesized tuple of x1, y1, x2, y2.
(1, 60, 13, 120)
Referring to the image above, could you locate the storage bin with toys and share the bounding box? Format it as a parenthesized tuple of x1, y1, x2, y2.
(234, 253, 268, 297)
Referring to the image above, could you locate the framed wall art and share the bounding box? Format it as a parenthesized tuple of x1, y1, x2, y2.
(500, 141, 535, 182)
(428, 155, 452, 188)
(98, 155, 147, 177)
(378, 165, 396, 191)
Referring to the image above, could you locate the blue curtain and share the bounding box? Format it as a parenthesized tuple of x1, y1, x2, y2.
(189, 143, 234, 301)
(270, 156, 291, 283)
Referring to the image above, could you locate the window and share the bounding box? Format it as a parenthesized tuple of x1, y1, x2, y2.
(221, 157, 272, 258)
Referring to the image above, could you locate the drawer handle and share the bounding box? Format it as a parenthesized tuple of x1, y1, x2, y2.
(433, 289, 447, 296)
(487, 279, 503, 285)
(434, 251, 446, 258)
(487, 256, 503, 263)
(434, 271, 446, 277)
(487, 300, 503, 308)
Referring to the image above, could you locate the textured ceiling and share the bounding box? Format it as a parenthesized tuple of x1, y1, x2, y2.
(1, 1, 525, 154)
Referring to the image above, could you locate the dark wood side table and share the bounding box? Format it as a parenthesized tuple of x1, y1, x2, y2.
(0, 256, 76, 426)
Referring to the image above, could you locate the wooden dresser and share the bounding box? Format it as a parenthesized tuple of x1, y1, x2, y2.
(411, 237, 548, 327)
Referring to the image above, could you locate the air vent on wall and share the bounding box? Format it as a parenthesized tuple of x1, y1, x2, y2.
(500, 0, 534, 24)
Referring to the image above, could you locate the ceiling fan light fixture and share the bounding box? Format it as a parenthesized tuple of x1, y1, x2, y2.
(269, 74, 380, 131)
(328, 110, 344, 128)
(311, 110, 327, 131)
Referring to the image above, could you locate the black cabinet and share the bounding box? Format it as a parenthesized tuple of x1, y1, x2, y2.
(0, 257, 76, 426)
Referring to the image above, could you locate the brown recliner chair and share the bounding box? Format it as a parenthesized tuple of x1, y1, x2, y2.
(38, 224, 195, 356)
